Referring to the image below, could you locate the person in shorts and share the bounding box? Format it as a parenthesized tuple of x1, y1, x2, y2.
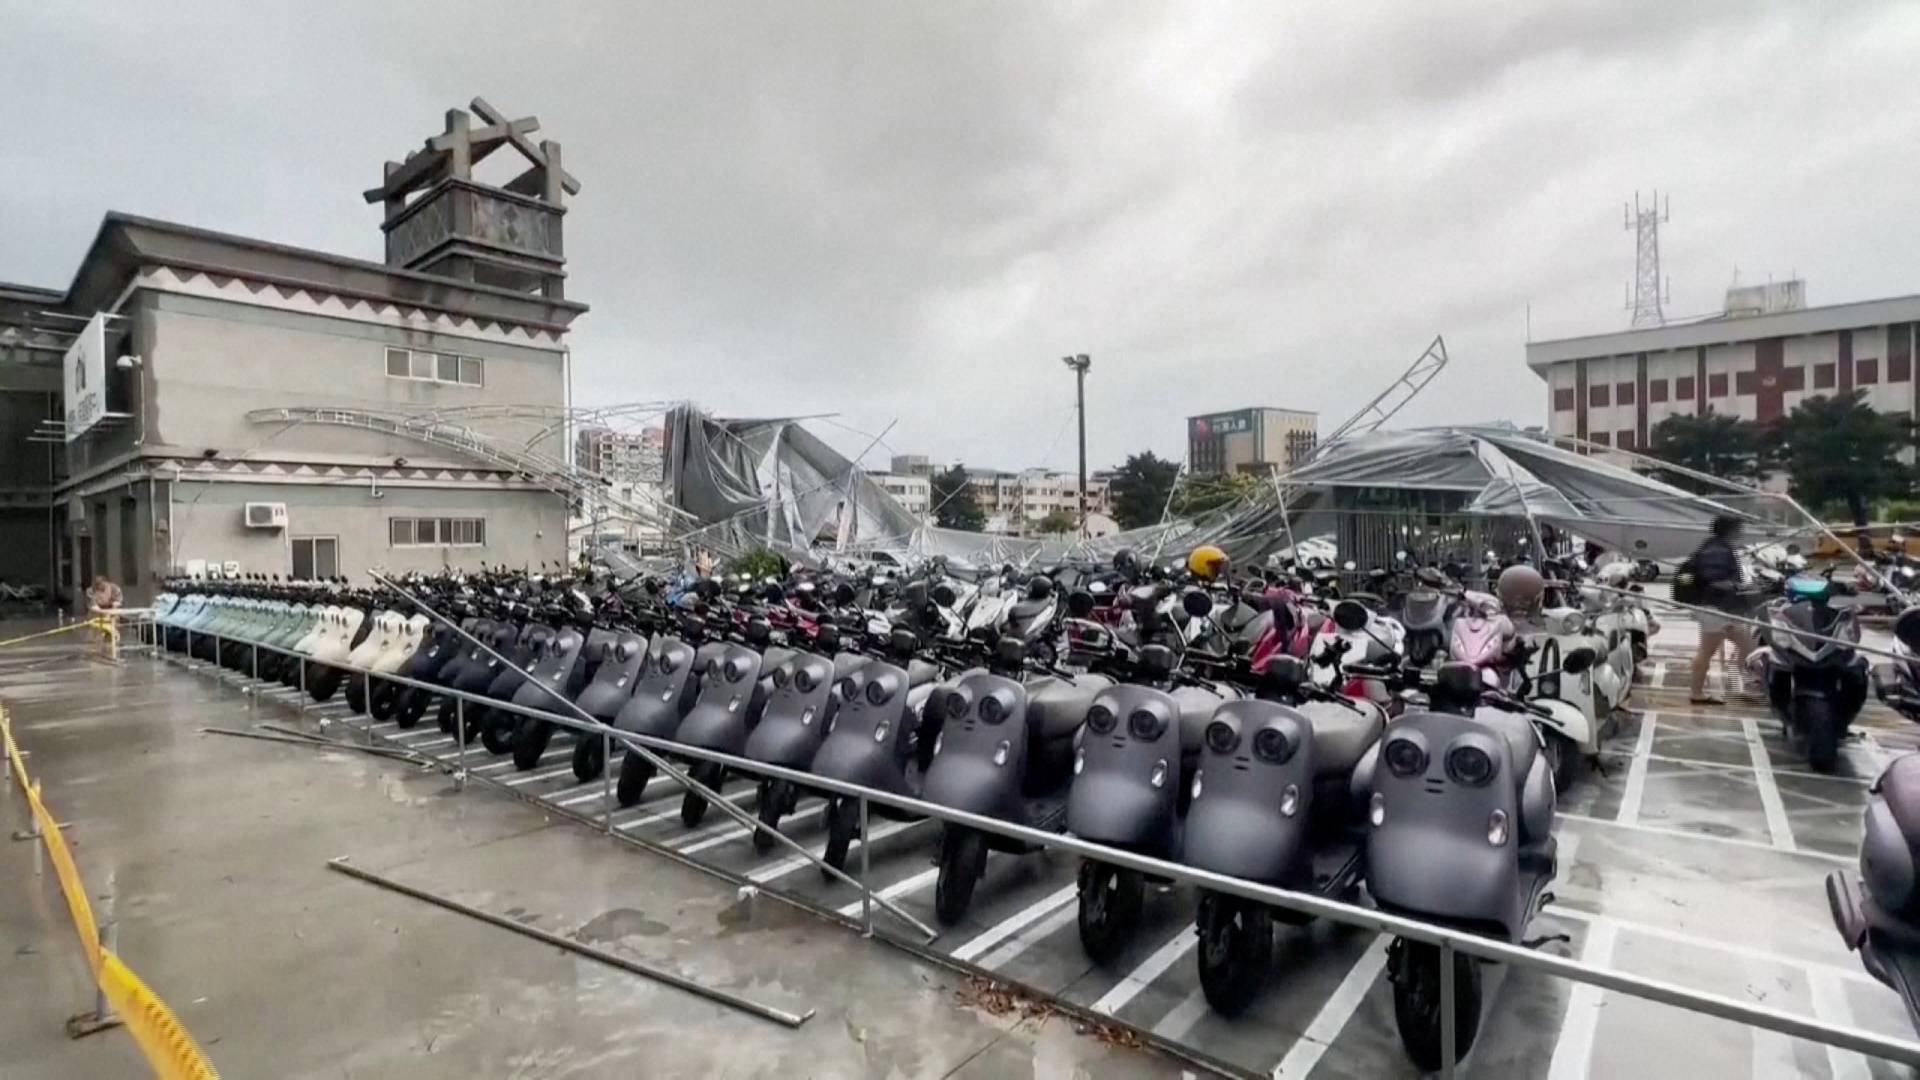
(1683, 516, 1752, 705)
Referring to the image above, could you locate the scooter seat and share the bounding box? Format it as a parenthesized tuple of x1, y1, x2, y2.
(1028, 674, 1113, 740)
(1009, 598, 1051, 625)
(1300, 701, 1383, 778)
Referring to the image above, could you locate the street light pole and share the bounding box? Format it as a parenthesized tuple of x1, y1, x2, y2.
(1062, 354, 1091, 537)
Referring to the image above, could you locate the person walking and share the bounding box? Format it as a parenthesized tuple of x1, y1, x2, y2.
(1682, 515, 1753, 705)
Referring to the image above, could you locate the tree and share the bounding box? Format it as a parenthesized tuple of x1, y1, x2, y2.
(1172, 471, 1262, 517)
(930, 464, 986, 531)
(1768, 390, 1915, 526)
(1647, 412, 1770, 489)
(1033, 509, 1077, 535)
(1107, 451, 1183, 528)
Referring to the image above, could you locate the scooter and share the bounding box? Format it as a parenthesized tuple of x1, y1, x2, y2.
(1355, 661, 1559, 1071)
(1185, 652, 1385, 1014)
(742, 621, 866, 852)
(1828, 753, 1920, 1035)
(671, 620, 794, 827)
(1747, 573, 1869, 773)
(342, 609, 407, 714)
(391, 616, 468, 727)
(508, 616, 611, 770)
(305, 600, 371, 702)
(611, 618, 727, 807)
(436, 619, 522, 741)
(569, 629, 649, 781)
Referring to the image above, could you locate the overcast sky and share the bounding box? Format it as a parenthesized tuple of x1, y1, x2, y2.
(6, 2, 1920, 474)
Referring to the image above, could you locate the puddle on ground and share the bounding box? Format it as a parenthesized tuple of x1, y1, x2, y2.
(714, 895, 816, 937)
(573, 907, 669, 943)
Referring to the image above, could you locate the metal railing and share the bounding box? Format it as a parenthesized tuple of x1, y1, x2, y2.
(148, 608, 1920, 1078)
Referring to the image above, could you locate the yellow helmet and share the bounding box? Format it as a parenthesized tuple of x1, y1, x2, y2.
(1187, 545, 1230, 581)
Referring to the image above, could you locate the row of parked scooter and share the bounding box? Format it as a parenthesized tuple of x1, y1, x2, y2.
(151, 550, 1661, 1069)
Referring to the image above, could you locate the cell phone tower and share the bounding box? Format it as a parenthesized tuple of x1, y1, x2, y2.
(1624, 191, 1671, 327)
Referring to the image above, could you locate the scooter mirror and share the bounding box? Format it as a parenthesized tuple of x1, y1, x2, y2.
(1067, 590, 1096, 618)
(1786, 543, 1802, 555)
(1562, 646, 1597, 674)
(1395, 550, 1408, 562)
(1181, 589, 1213, 619)
(833, 583, 856, 607)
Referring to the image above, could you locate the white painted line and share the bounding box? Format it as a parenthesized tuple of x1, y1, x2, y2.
(403, 736, 456, 751)
(471, 750, 562, 774)
(751, 818, 921, 884)
(1651, 660, 1667, 689)
(677, 803, 822, 856)
(616, 788, 754, 833)
(837, 867, 939, 918)
(1749, 1024, 1799, 1080)
(369, 721, 399, 732)
(1270, 934, 1390, 1079)
(503, 764, 576, 787)
(541, 780, 601, 802)
(1556, 811, 1852, 866)
(1090, 925, 1196, 1017)
(1741, 716, 1798, 853)
(1150, 987, 1213, 1043)
(1616, 711, 1657, 826)
(975, 902, 1078, 971)
(1546, 918, 1618, 1080)
(1809, 970, 1874, 1080)
(951, 884, 1079, 964)
(1546, 905, 1876, 988)
(1596, 747, 1871, 787)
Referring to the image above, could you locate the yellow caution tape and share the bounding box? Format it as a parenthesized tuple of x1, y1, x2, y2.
(0, 619, 112, 650)
(3, 707, 220, 1079)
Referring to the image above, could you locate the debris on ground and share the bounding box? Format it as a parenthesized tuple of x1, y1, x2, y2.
(956, 973, 1146, 1048)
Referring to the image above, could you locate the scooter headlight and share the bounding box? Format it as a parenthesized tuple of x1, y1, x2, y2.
(794, 668, 816, 694)
(1487, 808, 1509, 846)
(723, 659, 745, 682)
(944, 689, 970, 719)
(1085, 704, 1116, 734)
(865, 680, 890, 706)
(659, 652, 679, 675)
(1447, 745, 1497, 787)
(1204, 720, 1239, 755)
(1384, 737, 1427, 778)
(1128, 708, 1166, 741)
(837, 677, 858, 701)
(1253, 727, 1293, 764)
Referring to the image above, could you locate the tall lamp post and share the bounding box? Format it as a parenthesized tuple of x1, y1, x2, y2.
(1062, 354, 1091, 537)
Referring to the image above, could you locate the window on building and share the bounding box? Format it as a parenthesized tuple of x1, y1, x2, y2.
(292, 537, 339, 580)
(1708, 373, 1729, 398)
(1734, 370, 1757, 396)
(1859, 359, 1880, 385)
(1781, 366, 1805, 391)
(389, 517, 485, 547)
(1814, 363, 1836, 389)
(1893, 355, 1912, 383)
(1616, 382, 1635, 405)
(384, 348, 484, 388)
(1552, 388, 1576, 412)
(1617, 430, 1635, 450)
(1675, 375, 1696, 400)
(1589, 431, 1611, 447)
(1647, 379, 1668, 404)
(1589, 384, 1610, 407)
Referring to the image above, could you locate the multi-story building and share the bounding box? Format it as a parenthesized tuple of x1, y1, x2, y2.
(960, 467, 1110, 533)
(889, 453, 933, 477)
(871, 472, 932, 518)
(1528, 282, 1919, 453)
(576, 425, 665, 484)
(1187, 407, 1319, 475)
(0, 99, 587, 604)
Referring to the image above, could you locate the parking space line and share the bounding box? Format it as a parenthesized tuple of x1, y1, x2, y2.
(1597, 747, 1871, 787)
(678, 803, 822, 856)
(1546, 918, 1617, 1080)
(540, 780, 600, 802)
(1150, 986, 1212, 1043)
(836, 867, 938, 918)
(749, 818, 921, 884)
(1557, 811, 1852, 866)
(951, 884, 1078, 964)
(1270, 935, 1389, 1080)
(1617, 711, 1658, 826)
(503, 764, 575, 787)
(1546, 905, 1875, 988)
(1808, 970, 1874, 1080)
(975, 902, 1078, 971)
(617, 788, 754, 833)
(1740, 717, 1798, 853)
(1090, 925, 1195, 1016)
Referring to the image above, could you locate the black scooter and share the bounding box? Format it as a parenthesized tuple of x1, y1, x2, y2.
(1829, 753, 1920, 1036)
(570, 630, 648, 781)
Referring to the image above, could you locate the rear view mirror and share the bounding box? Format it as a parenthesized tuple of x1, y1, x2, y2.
(1562, 647, 1597, 675)
(1067, 590, 1096, 618)
(833, 583, 857, 607)
(1342, 560, 1357, 571)
(1182, 589, 1213, 619)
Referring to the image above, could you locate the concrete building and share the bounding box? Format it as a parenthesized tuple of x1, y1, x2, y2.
(889, 453, 933, 477)
(576, 425, 665, 484)
(0, 99, 588, 605)
(963, 468, 1110, 534)
(1528, 281, 1919, 452)
(871, 472, 932, 518)
(1187, 407, 1319, 475)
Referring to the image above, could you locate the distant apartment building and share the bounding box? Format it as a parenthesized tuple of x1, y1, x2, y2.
(1187, 407, 1319, 475)
(872, 472, 932, 517)
(576, 425, 665, 484)
(889, 453, 934, 477)
(964, 468, 1110, 534)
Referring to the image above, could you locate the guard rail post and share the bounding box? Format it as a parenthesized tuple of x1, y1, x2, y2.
(602, 729, 613, 835)
(859, 794, 873, 938)
(454, 698, 467, 791)
(1441, 940, 1457, 1079)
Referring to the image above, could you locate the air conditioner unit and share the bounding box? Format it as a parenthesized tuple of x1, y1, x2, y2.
(243, 502, 288, 529)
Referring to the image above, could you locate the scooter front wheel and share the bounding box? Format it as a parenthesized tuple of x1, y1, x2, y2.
(1802, 696, 1840, 774)
(681, 761, 724, 827)
(572, 735, 606, 783)
(934, 827, 989, 926)
(616, 749, 656, 807)
(821, 796, 859, 875)
(1390, 939, 1481, 1072)
(479, 710, 516, 755)
(1197, 892, 1273, 1016)
(755, 780, 790, 853)
(369, 682, 398, 721)
(1543, 731, 1580, 794)
(512, 718, 554, 770)
(1077, 860, 1146, 965)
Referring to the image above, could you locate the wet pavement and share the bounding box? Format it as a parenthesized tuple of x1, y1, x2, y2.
(8, 609, 1920, 1078)
(0, 632, 1199, 1080)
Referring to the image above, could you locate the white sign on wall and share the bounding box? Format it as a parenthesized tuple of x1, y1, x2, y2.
(61, 312, 107, 442)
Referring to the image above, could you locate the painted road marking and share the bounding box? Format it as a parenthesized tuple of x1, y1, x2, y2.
(837, 867, 939, 918)
(1740, 716, 1797, 853)
(750, 818, 922, 884)
(617, 789, 755, 833)
(1809, 970, 1873, 1080)
(1546, 905, 1874, 988)
(1616, 710, 1657, 826)
(1270, 935, 1390, 1080)
(1556, 811, 1852, 866)
(1546, 918, 1618, 1080)
(1090, 925, 1196, 1016)
(1151, 986, 1212, 1043)
(678, 803, 823, 856)
(503, 764, 576, 787)
(951, 884, 1078, 964)
(975, 902, 1078, 971)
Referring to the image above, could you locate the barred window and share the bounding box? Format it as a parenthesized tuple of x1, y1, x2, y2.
(384, 348, 484, 388)
(390, 517, 485, 547)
